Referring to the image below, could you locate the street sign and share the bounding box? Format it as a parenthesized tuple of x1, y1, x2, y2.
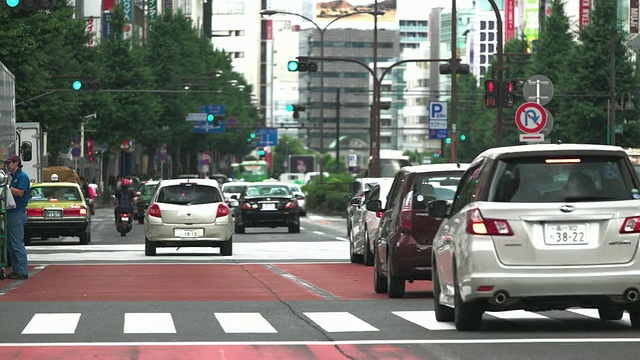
(185, 113, 208, 121)
(429, 101, 448, 121)
(199, 104, 225, 115)
(540, 110, 554, 136)
(523, 75, 554, 106)
(429, 120, 448, 130)
(192, 120, 224, 133)
(519, 133, 545, 142)
(71, 147, 80, 158)
(428, 129, 448, 139)
(120, 140, 130, 151)
(515, 102, 547, 134)
(255, 128, 278, 146)
(227, 117, 237, 128)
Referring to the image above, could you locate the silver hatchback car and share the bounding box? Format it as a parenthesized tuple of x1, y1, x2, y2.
(428, 143, 640, 330)
(144, 178, 234, 256)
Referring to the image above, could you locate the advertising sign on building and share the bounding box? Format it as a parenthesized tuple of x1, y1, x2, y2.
(122, 0, 133, 40)
(164, 0, 173, 13)
(524, 0, 539, 51)
(85, 17, 101, 47)
(289, 155, 315, 174)
(505, 0, 515, 42)
(147, 0, 158, 21)
(313, 0, 396, 29)
(579, 0, 591, 30)
(631, 0, 639, 34)
(103, 12, 114, 40)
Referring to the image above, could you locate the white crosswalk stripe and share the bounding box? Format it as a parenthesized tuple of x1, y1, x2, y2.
(17, 309, 637, 336)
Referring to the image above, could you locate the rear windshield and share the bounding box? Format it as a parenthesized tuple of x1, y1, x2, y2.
(139, 184, 157, 195)
(379, 159, 411, 177)
(157, 184, 222, 205)
(409, 173, 463, 209)
(222, 185, 245, 193)
(244, 185, 291, 197)
(490, 155, 638, 203)
(30, 186, 81, 201)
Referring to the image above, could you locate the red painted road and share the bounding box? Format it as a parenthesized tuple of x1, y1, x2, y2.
(0, 263, 432, 302)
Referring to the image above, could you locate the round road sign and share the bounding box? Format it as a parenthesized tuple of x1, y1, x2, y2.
(71, 147, 80, 158)
(515, 102, 547, 134)
(120, 140, 130, 151)
(540, 109, 554, 136)
(227, 117, 237, 128)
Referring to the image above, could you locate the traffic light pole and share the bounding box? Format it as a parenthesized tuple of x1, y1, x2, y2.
(487, 0, 505, 145)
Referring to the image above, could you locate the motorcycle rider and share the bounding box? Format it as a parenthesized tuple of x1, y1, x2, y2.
(113, 178, 136, 223)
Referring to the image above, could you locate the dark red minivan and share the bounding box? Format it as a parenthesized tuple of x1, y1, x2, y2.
(366, 164, 469, 298)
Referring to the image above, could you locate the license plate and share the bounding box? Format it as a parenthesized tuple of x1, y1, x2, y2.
(261, 203, 277, 211)
(121, 216, 129, 221)
(545, 223, 588, 245)
(176, 229, 198, 238)
(44, 209, 62, 219)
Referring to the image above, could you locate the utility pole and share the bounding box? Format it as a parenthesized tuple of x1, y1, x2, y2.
(335, 88, 341, 172)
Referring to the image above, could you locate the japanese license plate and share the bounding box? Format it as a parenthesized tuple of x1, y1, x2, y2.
(120, 216, 129, 221)
(44, 209, 62, 219)
(545, 223, 588, 245)
(176, 229, 198, 238)
(261, 203, 276, 211)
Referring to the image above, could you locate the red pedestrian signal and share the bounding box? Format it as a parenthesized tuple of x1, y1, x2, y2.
(502, 80, 516, 108)
(484, 80, 498, 108)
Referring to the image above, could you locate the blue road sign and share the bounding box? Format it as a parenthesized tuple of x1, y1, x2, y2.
(192, 120, 224, 134)
(227, 117, 237, 128)
(71, 147, 81, 158)
(429, 101, 448, 121)
(255, 128, 278, 146)
(428, 129, 448, 140)
(199, 104, 225, 115)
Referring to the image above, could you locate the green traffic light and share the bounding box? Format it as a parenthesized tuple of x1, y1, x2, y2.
(287, 61, 299, 72)
(257, 150, 265, 156)
(6, 0, 19, 7)
(207, 114, 214, 122)
(72, 80, 82, 91)
(250, 133, 256, 139)
(445, 138, 451, 144)
(285, 105, 294, 112)
(460, 134, 466, 141)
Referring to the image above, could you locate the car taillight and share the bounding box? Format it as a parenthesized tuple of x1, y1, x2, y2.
(241, 202, 254, 210)
(26, 208, 44, 217)
(284, 201, 296, 209)
(466, 208, 513, 236)
(216, 204, 230, 218)
(148, 204, 161, 218)
(621, 216, 640, 233)
(399, 191, 413, 230)
(121, 213, 130, 218)
(63, 208, 86, 216)
(376, 211, 384, 218)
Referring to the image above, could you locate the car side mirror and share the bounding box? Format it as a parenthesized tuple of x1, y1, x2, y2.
(365, 200, 382, 212)
(294, 193, 303, 200)
(427, 200, 448, 218)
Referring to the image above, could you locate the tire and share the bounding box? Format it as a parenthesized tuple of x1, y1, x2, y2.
(79, 232, 89, 245)
(453, 271, 483, 331)
(629, 311, 640, 329)
(433, 263, 455, 322)
(373, 247, 387, 293)
(363, 230, 374, 266)
(288, 224, 300, 233)
(386, 251, 405, 298)
(349, 237, 363, 263)
(234, 224, 245, 234)
(220, 238, 233, 256)
(145, 237, 156, 256)
(598, 308, 624, 321)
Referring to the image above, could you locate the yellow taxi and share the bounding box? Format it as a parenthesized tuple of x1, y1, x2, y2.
(25, 182, 92, 245)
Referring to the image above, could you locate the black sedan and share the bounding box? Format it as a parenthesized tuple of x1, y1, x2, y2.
(233, 182, 301, 233)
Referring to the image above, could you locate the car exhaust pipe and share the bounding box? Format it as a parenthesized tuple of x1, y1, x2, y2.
(493, 291, 509, 305)
(624, 288, 640, 302)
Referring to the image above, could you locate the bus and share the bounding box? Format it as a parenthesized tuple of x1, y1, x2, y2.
(230, 160, 269, 182)
(625, 148, 640, 177)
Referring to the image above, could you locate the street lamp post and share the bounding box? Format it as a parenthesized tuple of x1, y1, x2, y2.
(260, 8, 383, 181)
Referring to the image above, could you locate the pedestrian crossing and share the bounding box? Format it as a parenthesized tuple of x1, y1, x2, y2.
(16, 309, 635, 335)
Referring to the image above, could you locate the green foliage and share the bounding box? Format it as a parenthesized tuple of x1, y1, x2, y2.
(303, 173, 354, 213)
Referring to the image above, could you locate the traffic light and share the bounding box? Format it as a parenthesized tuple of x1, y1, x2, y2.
(86, 139, 94, 162)
(206, 114, 224, 126)
(286, 104, 306, 119)
(484, 80, 498, 108)
(1, 0, 54, 10)
(502, 80, 516, 108)
(72, 79, 101, 91)
(445, 137, 451, 144)
(257, 147, 266, 159)
(433, 150, 441, 158)
(287, 60, 317, 72)
(460, 134, 466, 141)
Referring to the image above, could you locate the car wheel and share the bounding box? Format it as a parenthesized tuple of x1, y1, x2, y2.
(24, 235, 31, 246)
(433, 263, 454, 322)
(288, 224, 300, 233)
(453, 270, 483, 331)
(363, 230, 374, 266)
(598, 308, 624, 321)
(145, 237, 156, 256)
(234, 224, 245, 234)
(349, 236, 363, 264)
(386, 251, 405, 298)
(373, 246, 387, 293)
(79, 232, 89, 245)
(220, 238, 233, 256)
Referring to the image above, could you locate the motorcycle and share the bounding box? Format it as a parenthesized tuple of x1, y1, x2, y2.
(116, 207, 133, 236)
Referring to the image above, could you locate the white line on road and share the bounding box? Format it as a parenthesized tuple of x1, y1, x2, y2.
(22, 314, 81, 334)
(392, 311, 456, 331)
(124, 313, 176, 334)
(215, 313, 277, 333)
(303, 312, 379, 332)
(313, 231, 325, 235)
(335, 237, 349, 242)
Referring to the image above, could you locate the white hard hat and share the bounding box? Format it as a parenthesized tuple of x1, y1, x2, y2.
(51, 173, 59, 182)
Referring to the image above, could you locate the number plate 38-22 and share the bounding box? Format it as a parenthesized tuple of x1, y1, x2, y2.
(545, 223, 588, 245)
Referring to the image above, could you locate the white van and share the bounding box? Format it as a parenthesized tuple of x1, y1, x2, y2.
(279, 173, 305, 185)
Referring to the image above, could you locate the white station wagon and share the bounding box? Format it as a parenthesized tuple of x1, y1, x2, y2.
(428, 143, 640, 330)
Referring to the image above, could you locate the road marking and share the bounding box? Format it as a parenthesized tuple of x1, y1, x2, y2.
(487, 310, 550, 321)
(567, 308, 631, 326)
(124, 313, 176, 334)
(22, 313, 81, 334)
(313, 231, 325, 235)
(263, 264, 338, 300)
(335, 237, 349, 242)
(215, 313, 277, 333)
(392, 311, 456, 330)
(303, 312, 379, 332)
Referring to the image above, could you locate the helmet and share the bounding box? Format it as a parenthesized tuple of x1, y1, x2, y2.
(121, 179, 131, 188)
(51, 174, 59, 182)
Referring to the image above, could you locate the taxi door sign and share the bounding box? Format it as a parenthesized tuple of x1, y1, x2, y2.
(515, 102, 547, 134)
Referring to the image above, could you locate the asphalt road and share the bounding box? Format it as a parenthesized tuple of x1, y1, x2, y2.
(1, 208, 639, 360)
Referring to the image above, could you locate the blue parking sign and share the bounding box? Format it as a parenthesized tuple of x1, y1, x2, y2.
(429, 101, 448, 121)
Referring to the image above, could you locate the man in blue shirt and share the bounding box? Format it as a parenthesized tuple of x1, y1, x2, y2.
(6, 155, 30, 280)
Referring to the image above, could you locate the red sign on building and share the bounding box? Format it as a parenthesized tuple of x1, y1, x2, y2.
(579, 0, 591, 30)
